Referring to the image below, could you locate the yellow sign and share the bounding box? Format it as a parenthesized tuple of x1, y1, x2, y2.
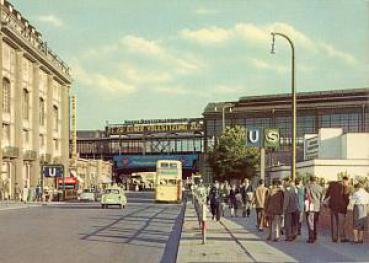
(107, 120, 203, 135)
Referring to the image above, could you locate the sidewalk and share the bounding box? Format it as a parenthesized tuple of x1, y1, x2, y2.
(0, 200, 42, 211)
(177, 201, 255, 263)
(177, 203, 369, 263)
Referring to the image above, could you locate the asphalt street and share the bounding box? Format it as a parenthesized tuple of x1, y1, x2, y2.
(0, 192, 184, 263)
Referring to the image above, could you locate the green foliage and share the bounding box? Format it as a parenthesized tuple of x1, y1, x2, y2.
(208, 126, 260, 181)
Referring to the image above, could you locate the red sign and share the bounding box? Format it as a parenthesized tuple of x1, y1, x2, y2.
(57, 177, 77, 184)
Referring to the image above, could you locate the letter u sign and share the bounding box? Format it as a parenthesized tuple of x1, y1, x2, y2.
(246, 128, 262, 147)
(49, 168, 57, 177)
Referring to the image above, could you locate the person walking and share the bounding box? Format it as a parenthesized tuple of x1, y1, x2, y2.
(295, 178, 305, 235)
(15, 183, 21, 201)
(209, 181, 221, 221)
(283, 177, 300, 241)
(254, 179, 269, 231)
(229, 185, 237, 217)
(265, 179, 284, 241)
(350, 181, 369, 244)
(324, 176, 350, 242)
(240, 178, 253, 218)
(305, 176, 323, 243)
(219, 182, 228, 217)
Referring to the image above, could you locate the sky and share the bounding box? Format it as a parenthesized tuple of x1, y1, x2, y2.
(11, 0, 369, 129)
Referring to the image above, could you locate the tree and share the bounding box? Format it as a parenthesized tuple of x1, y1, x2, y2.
(208, 126, 260, 181)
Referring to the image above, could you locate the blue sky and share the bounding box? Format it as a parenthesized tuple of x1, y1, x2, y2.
(11, 0, 369, 129)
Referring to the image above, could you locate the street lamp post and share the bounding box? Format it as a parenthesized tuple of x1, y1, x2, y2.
(271, 32, 296, 181)
(216, 103, 233, 133)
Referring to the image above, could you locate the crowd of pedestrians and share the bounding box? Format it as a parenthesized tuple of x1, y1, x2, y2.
(207, 175, 369, 244)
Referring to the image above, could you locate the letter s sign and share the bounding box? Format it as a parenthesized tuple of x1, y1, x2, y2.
(264, 128, 280, 148)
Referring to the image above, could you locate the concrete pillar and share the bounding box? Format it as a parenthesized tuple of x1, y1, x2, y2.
(0, 34, 4, 196)
(45, 74, 53, 188)
(260, 147, 265, 180)
(14, 50, 24, 193)
(31, 63, 40, 187)
(61, 85, 70, 178)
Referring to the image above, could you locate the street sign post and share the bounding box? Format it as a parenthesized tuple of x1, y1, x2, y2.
(245, 128, 280, 180)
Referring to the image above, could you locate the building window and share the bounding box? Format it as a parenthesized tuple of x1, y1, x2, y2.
(22, 89, 30, 120)
(23, 129, 29, 144)
(2, 123, 10, 146)
(53, 139, 59, 151)
(2, 78, 10, 113)
(39, 134, 45, 147)
(53, 105, 58, 131)
(39, 98, 45, 125)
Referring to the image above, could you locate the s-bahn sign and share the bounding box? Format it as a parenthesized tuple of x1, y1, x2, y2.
(106, 118, 203, 135)
(245, 128, 280, 148)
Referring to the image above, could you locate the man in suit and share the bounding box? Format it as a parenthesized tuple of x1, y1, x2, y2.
(283, 177, 300, 241)
(305, 176, 323, 243)
(324, 176, 350, 242)
(254, 179, 269, 231)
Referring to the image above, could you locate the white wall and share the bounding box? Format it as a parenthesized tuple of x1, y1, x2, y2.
(342, 133, 369, 160)
(318, 128, 343, 159)
(297, 159, 369, 182)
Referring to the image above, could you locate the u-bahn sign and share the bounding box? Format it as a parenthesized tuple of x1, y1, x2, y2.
(42, 165, 64, 178)
(245, 128, 279, 148)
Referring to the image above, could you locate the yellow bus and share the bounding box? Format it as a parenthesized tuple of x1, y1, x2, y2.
(155, 160, 182, 203)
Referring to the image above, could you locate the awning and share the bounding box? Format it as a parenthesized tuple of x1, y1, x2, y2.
(70, 170, 84, 183)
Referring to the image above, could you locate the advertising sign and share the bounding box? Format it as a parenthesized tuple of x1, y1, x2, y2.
(113, 154, 199, 170)
(106, 119, 203, 135)
(43, 165, 64, 178)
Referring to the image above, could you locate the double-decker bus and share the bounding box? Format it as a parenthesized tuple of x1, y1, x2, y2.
(155, 160, 182, 203)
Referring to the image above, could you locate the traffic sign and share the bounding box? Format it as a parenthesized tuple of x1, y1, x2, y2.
(42, 165, 64, 178)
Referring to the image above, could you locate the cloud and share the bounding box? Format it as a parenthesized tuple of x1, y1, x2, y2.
(249, 58, 288, 74)
(155, 86, 189, 95)
(121, 35, 164, 55)
(180, 27, 232, 45)
(319, 43, 356, 65)
(180, 22, 357, 65)
(193, 8, 219, 15)
(215, 85, 245, 94)
(121, 64, 172, 84)
(36, 15, 64, 28)
(72, 61, 136, 94)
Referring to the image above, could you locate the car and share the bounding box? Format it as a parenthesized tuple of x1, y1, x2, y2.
(79, 188, 97, 202)
(101, 186, 127, 209)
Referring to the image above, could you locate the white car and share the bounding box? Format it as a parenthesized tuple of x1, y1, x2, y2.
(79, 189, 96, 202)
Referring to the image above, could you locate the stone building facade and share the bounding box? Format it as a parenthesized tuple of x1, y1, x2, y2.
(0, 0, 71, 199)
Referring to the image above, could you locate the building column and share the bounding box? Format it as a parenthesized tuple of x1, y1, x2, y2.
(31, 63, 40, 187)
(13, 50, 24, 194)
(45, 74, 53, 188)
(0, 34, 3, 199)
(61, 85, 70, 178)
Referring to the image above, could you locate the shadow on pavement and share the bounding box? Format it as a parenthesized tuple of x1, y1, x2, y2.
(226, 213, 363, 262)
(80, 203, 183, 262)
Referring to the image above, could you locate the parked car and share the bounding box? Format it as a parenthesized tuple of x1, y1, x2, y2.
(79, 189, 97, 202)
(101, 186, 127, 209)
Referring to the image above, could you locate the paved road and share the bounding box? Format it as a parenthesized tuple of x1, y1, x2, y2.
(0, 192, 184, 263)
